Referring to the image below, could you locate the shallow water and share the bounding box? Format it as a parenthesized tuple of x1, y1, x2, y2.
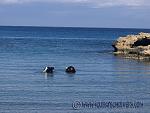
(0, 26, 150, 113)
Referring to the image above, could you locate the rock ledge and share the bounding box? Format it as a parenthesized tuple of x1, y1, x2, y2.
(112, 32, 150, 60)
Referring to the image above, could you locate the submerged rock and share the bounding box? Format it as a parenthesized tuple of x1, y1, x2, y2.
(112, 32, 150, 60)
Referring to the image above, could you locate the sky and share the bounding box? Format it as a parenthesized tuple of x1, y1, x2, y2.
(0, 0, 150, 28)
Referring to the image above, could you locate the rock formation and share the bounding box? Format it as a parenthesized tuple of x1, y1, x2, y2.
(112, 32, 150, 60)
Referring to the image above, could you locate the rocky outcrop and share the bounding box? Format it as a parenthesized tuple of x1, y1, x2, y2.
(112, 32, 150, 60)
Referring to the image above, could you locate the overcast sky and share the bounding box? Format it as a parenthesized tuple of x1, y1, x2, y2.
(0, 0, 150, 28)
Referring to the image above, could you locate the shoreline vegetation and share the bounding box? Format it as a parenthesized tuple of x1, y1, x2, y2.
(112, 32, 150, 60)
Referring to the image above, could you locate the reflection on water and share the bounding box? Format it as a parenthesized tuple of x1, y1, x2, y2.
(113, 57, 150, 75)
(44, 73, 54, 79)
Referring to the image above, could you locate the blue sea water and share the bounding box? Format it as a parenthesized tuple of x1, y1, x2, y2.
(0, 26, 150, 113)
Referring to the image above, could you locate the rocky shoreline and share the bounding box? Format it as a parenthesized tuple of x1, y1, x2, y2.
(112, 32, 150, 60)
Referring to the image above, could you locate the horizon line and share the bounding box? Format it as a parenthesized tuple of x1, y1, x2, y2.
(0, 25, 150, 30)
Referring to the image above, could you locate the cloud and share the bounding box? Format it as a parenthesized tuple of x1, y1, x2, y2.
(0, 0, 148, 7)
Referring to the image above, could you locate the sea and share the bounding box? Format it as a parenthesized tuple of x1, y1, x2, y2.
(0, 26, 150, 113)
